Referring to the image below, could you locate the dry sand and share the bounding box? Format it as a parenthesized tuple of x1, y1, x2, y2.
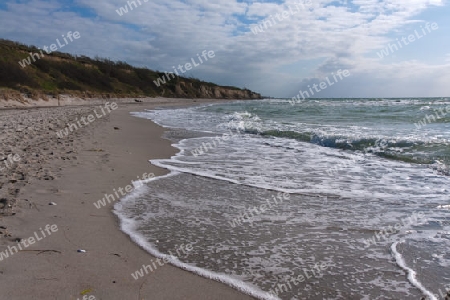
(0, 98, 256, 300)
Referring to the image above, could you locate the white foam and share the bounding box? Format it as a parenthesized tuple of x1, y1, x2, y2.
(437, 204, 450, 210)
(113, 184, 281, 300)
(150, 134, 449, 206)
(390, 241, 437, 300)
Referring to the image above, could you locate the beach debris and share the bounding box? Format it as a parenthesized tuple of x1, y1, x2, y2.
(80, 288, 93, 295)
(77, 249, 86, 253)
(19, 249, 61, 255)
(113, 127, 120, 130)
(36, 250, 61, 255)
(134, 99, 142, 103)
(49, 202, 57, 205)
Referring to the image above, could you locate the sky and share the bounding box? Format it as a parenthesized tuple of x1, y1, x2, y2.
(0, 0, 449, 98)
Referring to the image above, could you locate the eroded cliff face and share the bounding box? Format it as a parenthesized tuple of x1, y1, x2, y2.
(165, 81, 262, 99)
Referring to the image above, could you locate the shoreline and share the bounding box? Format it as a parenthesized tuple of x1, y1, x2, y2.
(0, 98, 256, 299)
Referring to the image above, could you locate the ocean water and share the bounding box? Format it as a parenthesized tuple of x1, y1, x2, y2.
(115, 98, 450, 300)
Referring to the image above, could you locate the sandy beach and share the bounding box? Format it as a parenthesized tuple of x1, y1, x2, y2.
(0, 98, 255, 300)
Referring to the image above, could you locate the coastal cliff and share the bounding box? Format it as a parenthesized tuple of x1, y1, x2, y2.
(0, 39, 262, 101)
(169, 82, 261, 99)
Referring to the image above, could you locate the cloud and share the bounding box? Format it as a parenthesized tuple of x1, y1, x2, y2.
(0, 0, 448, 97)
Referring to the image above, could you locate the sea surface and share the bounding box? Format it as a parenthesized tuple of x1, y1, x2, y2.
(115, 98, 450, 300)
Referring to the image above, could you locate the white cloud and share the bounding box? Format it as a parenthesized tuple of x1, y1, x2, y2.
(0, 0, 448, 97)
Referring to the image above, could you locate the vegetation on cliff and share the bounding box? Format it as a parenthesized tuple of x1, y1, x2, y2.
(0, 39, 261, 100)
